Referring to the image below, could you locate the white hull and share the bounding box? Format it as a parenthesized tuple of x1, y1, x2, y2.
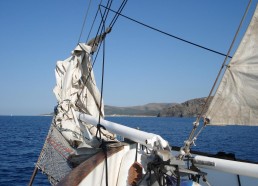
(58, 141, 258, 186)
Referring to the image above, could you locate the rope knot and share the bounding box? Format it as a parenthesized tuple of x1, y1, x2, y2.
(96, 123, 106, 140)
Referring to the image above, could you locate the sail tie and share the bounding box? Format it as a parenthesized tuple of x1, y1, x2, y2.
(96, 123, 106, 140)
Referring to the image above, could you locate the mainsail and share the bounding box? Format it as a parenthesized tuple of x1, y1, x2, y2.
(205, 5, 258, 126)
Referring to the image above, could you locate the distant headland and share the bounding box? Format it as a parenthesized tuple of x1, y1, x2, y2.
(105, 97, 211, 117)
(43, 97, 210, 117)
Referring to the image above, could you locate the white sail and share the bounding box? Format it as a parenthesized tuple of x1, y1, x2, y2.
(205, 5, 258, 125)
(53, 43, 104, 118)
(53, 43, 104, 143)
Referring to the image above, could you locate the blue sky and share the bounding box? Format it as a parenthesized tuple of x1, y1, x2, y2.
(0, 0, 257, 115)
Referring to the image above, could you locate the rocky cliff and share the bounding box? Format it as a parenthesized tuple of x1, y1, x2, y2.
(158, 97, 211, 117)
(104, 103, 176, 116)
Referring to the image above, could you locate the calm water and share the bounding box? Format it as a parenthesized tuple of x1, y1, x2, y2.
(0, 116, 258, 185)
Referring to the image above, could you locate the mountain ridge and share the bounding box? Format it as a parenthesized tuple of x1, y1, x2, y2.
(157, 97, 211, 117)
(45, 98, 209, 117)
(105, 97, 210, 117)
(105, 103, 176, 116)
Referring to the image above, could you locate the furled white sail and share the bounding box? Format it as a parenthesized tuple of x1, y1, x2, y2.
(53, 43, 104, 118)
(53, 43, 104, 143)
(205, 5, 258, 126)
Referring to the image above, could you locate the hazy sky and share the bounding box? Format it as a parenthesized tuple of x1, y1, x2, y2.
(0, 0, 257, 115)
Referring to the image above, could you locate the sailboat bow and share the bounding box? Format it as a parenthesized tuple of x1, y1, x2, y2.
(30, 1, 258, 186)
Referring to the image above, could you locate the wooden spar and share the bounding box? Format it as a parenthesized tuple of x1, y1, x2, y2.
(28, 166, 38, 186)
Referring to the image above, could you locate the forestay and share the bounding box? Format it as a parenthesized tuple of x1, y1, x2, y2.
(205, 5, 258, 126)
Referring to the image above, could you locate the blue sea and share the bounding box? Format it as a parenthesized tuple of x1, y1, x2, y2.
(0, 116, 258, 186)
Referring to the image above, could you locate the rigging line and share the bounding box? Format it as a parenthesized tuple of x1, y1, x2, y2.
(86, 0, 104, 42)
(98, 5, 107, 124)
(103, 0, 113, 24)
(77, 4, 109, 110)
(88, 0, 126, 69)
(90, 0, 129, 67)
(108, 0, 128, 28)
(77, 1, 127, 107)
(89, 0, 127, 73)
(86, 7, 99, 42)
(91, 0, 128, 64)
(78, 0, 93, 43)
(189, 0, 252, 142)
(89, 0, 113, 54)
(86, 0, 127, 75)
(90, 8, 109, 69)
(75, 1, 109, 107)
(100, 5, 232, 58)
(88, 0, 128, 87)
(95, 16, 109, 186)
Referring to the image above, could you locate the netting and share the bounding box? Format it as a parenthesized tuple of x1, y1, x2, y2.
(36, 119, 75, 185)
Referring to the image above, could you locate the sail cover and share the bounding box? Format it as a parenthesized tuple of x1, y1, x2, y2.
(205, 5, 258, 126)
